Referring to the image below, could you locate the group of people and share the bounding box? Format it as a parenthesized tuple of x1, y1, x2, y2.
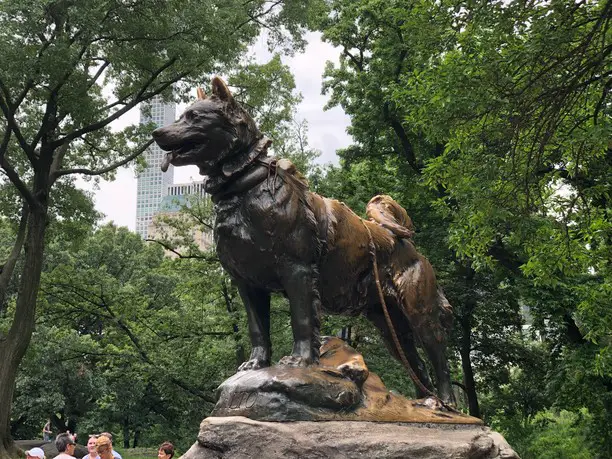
(25, 431, 175, 459)
(83, 432, 124, 459)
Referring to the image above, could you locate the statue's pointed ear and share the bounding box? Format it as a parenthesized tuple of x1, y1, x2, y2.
(211, 76, 234, 103)
(196, 87, 207, 100)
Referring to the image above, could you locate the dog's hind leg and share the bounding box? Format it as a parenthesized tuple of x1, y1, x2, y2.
(365, 303, 435, 398)
(394, 264, 456, 404)
(418, 324, 455, 405)
(279, 264, 322, 367)
(420, 291, 456, 404)
(237, 283, 271, 371)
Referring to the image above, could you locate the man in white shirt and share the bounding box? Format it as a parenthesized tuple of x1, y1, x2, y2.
(54, 432, 76, 459)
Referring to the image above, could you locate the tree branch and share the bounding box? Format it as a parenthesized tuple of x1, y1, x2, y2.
(51, 139, 153, 181)
(0, 82, 38, 165)
(51, 58, 182, 148)
(86, 60, 110, 91)
(342, 48, 363, 71)
(145, 238, 218, 262)
(0, 157, 36, 208)
(32, 90, 59, 151)
(101, 299, 216, 403)
(0, 204, 29, 314)
(33, 39, 105, 150)
(48, 142, 71, 182)
(383, 102, 421, 174)
(233, 0, 283, 34)
(0, 123, 11, 161)
(487, 239, 524, 275)
(11, 80, 34, 112)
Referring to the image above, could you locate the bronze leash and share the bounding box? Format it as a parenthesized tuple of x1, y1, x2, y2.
(361, 220, 458, 412)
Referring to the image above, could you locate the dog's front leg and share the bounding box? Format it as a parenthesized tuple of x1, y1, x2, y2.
(279, 264, 321, 367)
(236, 283, 271, 371)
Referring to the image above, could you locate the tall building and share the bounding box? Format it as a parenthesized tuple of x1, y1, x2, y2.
(136, 95, 176, 238)
(147, 180, 213, 256)
(165, 181, 207, 199)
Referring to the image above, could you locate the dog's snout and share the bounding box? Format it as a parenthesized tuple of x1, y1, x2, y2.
(151, 127, 175, 151)
(152, 127, 163, 139)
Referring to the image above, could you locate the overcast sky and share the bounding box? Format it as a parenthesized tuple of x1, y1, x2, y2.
(86, 32, 352, 231)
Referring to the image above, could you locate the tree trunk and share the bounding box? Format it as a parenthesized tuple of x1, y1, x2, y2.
(133, 430, 140, 449)
(66, 419, 77, 437)
(340, 326, 352, 346)
(221, 281, 245, 368)
(459, 314, 481, 418)
(122, 418, 130, 449)
(0, 347, 21, 459)
(0, 205, 28, 313)
(50, 414, 67, 434)
(0, 207, 48, 459)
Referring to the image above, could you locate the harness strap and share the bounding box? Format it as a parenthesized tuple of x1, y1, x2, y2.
(361, 220, 457, 412)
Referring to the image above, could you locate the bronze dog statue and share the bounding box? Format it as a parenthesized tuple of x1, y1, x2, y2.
(152, 77, 455, 404)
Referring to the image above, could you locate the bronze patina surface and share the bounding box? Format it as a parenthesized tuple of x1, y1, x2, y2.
(213, 337, 481, 424)
(152, 77, 456, 404)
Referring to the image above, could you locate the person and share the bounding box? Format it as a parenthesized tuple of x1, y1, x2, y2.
(82, 434, 99, 459)
(54, 432, 77, 459)
(99, 432, 122, 459)
(157, 442, 174, 459)
(42, 420, 52, 441)
(94, 436, 115, 459)
(26, 447, 46, 459)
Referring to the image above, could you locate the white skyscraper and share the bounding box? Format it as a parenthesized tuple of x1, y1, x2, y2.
(136, 95, 176, 238)
(147, 179, 213, 254)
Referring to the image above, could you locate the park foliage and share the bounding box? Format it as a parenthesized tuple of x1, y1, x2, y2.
(0, 1, 610, 458)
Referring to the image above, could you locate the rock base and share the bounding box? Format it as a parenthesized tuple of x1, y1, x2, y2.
(182, 416, 519, 459)
(213, 337, 481, 424)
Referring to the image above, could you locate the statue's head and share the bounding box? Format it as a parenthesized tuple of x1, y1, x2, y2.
(152, 77, 264, 176)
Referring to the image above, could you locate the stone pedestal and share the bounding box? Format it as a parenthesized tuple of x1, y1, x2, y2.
(188, 337, 518, 458)
(182, 416, 519, 459)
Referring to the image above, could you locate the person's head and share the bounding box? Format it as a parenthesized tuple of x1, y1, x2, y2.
(55, 432, 76, 455)
(157, 442, 174, 459)
(87, 435, 99, 455)
(26, 447, 45, 459)
(99, 432, 113, 445)
(95, 435, 113, 459)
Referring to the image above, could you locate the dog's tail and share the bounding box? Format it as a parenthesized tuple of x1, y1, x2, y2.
(437, 287, 454, 334)
(366, 195, 415, 239)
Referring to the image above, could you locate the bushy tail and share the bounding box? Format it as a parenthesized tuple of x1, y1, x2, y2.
(366, 195, 415, 239)
(437, 287, 454, 333)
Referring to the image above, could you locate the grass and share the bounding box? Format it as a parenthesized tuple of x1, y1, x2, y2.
(117, 448, 158, 459)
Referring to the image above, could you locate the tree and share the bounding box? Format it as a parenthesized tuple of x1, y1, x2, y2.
(316, 0, 611, 453)
(11, 223, 252, 449)
(389, 1, 611, 449)
(0, 1, 320, 455)
(313, 0, 524, 415)
(272, 118, 322, 176)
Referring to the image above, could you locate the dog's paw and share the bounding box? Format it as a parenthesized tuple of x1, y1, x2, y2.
(278, 355, 313, 367)
(238, 359, 268, 371)
(338, 362, 369, 385)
